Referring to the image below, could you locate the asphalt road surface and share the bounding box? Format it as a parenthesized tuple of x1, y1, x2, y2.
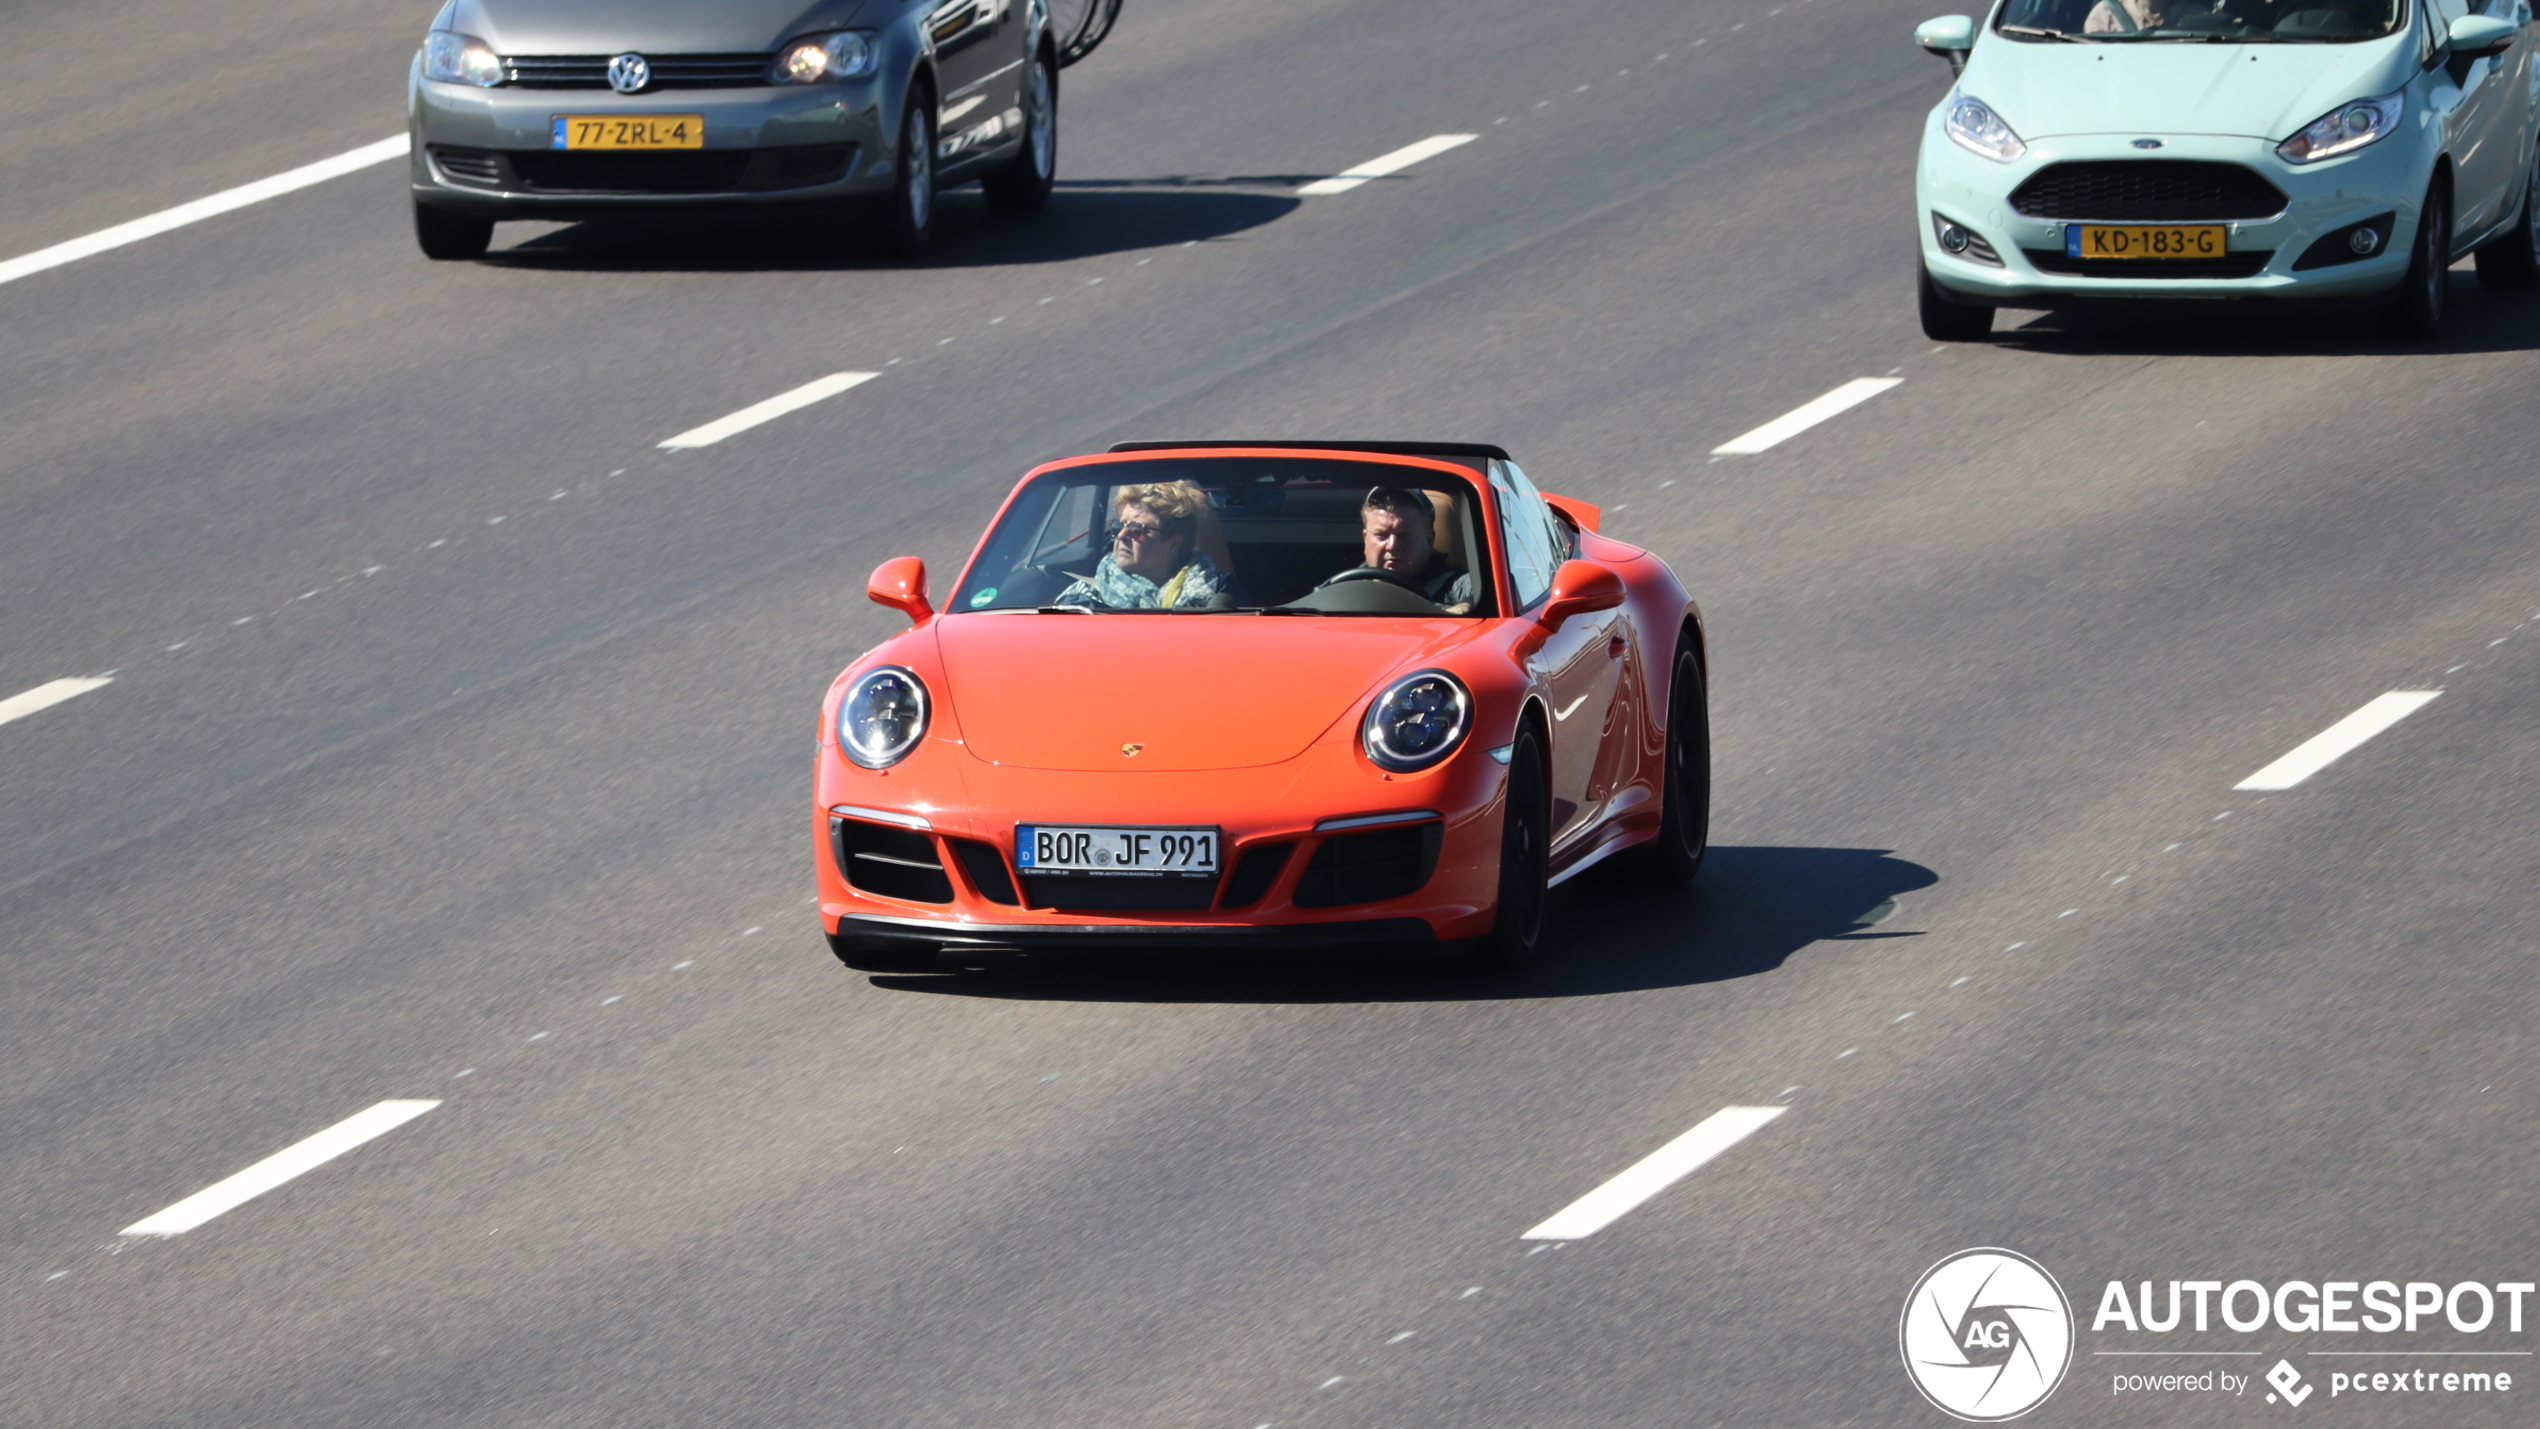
(4, 0, 2536, 1424)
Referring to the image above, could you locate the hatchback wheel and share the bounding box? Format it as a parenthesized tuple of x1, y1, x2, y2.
(1918, 262, 1993, 341)
(872, 92, 937, 258)
(981, 49, 1057, 212)
(2473, 141, 2540, 289)
(2375, 181, 2450, 339)
(414, 201, 492, 261)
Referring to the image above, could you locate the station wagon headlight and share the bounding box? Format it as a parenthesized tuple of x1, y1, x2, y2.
(1944, 93, 2026, 163)
(838, 666, 930, 769)
(1362, 670, 1473, 773)
(423, 31, 504, 87)
(773, 30, 878, 83)
(2278, 90, 2404, 164)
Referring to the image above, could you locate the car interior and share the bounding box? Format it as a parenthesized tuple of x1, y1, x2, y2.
(950, 458, 1496, 616)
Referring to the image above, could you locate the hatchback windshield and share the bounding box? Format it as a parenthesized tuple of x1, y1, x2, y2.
(948, 456, 1496, 617)
(1996, 0, 2405, 41)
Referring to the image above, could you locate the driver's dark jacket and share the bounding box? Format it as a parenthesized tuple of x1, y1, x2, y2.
(1417, 561, 1479, 608)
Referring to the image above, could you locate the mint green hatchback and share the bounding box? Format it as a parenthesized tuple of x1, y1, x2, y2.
(1912, 0, 2539, 338)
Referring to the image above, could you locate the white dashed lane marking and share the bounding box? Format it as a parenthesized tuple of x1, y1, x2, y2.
(0, 676, 112, 729)
(120, 1100, 441, 1237)
(1521, 1106, 1785, 1241)
(2234, 690, 2443, 791)
(1710, 377, 1903, 456)
(1297, 134, 1479, 196)
(0, 137, 405, 288)
(658, 372, 880, 450)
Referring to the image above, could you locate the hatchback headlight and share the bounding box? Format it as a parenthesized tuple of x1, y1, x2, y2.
(773, 31, 878, 83)
(838, 666, 930, 769)
(2278, 90, 2404, 164)
(423, 31, 504, 87)
(1944, 92, 2026, 163)
(1362, 670, 1473, 773)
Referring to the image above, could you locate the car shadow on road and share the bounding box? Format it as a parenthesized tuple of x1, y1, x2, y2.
(863, 845, 1940, 1004)
(479, 178, 1305, 273)
(1985, 273, 2540, 357)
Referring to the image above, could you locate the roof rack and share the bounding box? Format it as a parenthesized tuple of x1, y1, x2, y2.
(1106, 440, 1512, 463)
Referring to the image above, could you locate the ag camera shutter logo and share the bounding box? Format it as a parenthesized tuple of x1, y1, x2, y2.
(1902, 1248, 2075, 1421)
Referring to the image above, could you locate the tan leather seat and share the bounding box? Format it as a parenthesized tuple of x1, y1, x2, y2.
(1424, 489, 1467, 569)
(1191, 502, 1237, 575)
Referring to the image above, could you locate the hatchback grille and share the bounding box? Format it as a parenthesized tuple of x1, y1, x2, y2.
(2010, 161, 2288, 221)
(833, 818, 954, 905)
(500, 53, 772, 89)
(2023, 249, 2274, 279)
(500, 145, 853, 194)
(1293, 823, 1441, 909)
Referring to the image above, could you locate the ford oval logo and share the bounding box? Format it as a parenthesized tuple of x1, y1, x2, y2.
(2131, 137, 2164, 149)
(607, 53, 651, 94)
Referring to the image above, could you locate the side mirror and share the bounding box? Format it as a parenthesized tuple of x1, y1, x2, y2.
(1540, 559, 1624, 629)
(867, 556, 933, 626)
(1916, 14, 1976, 74)
(2448, 13, 2517, 59)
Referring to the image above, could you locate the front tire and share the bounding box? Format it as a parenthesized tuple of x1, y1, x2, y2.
(1636, 642, 1709, 886)
(871, 89, 938, 258)
(1918, 263, 1993, 341)
(414, 201, 492, 261)
(2474, 142, 2540, 289)
(981, 49, 1057, 212)
(2375, 180, 2451, 339)
(1475, 724, 1551, 971)
(827, 926, 938, 973)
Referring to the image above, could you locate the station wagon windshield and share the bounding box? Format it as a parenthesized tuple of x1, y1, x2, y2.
(1995, 0, 2406, 41)
(947, 456, 1498, 618)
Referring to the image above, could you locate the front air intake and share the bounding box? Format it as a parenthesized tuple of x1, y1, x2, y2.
(2010, 161, 2287, 221)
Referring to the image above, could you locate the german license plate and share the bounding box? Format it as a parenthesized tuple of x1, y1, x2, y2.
(551, 115, 705, 150)
(2067, 224, 2227, 260)
(1015, 825, 1220, 876)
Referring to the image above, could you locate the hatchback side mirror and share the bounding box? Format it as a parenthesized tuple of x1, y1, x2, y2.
(1916, 14, 1975, 74)
(1540, 559, 1624, 630)
(868, 556, 932, 626)
(2448, 13, 2517, 59)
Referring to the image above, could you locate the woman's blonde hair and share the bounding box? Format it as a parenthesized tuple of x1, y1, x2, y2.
(1115, 480, 1206, 539)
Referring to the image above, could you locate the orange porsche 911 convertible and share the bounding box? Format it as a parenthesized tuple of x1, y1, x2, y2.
(814, 441, 1708, 971)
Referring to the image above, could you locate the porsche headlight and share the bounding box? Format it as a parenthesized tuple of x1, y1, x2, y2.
(772, 31, 878, 83)
(2278, 90, 2404, 164)
(838, 666, 929, 769)
(1362, 670, 1472, 773)
(1944, 92, 2026, 163)
(423, 31, 504, 87)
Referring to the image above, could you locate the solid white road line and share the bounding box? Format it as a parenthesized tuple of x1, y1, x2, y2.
(120, 1100, 441, 1237)
(658, 372, 880, 449)
(2234, 690, 2442, 791)
(0, 676, 112, 729)
(0, 137, 407, 289)
(1297, 135, 1479, 196)
(1710, 377, 1903, 456)
(1521, 1106, 1785, 1240)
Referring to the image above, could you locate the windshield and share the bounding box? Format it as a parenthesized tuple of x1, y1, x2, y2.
(947, 456, 1497, 617)
(1995, 0, 2405, 41)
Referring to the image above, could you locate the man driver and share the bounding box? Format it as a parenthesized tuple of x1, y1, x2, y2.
(1325, 485, 1478, 613)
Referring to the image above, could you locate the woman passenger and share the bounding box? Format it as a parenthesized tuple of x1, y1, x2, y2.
(1055, 480, 1229, 609)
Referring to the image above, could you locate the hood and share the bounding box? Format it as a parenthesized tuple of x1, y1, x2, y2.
(448, 0, 871, 55)
(934, 615, 1491, 772)
(1964, 33, 2411, 140)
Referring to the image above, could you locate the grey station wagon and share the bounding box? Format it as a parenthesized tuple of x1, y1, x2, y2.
(406, 0, 1060, 259)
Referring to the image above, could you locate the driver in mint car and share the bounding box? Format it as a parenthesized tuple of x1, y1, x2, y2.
(1321, 486, 1478, 613)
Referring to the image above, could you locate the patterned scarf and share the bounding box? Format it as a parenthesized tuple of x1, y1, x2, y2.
(1063, 550, 1229, 609)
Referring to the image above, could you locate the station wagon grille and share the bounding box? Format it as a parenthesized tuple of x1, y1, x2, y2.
(499, 53, 771, 89)
(2010, 161, 2288, 222)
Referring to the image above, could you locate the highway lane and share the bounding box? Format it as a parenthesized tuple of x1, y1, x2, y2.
(6, 0, 2540, 1424)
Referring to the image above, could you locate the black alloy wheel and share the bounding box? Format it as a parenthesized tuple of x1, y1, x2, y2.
(414, 201, 493, 261)
(827, 926, 938, 973)
(982, 49, 1057, 212)
(1918, 262, 1993, 342)
(2473, 141, 2540, 288)
(1476, 724, 1551, 970)
(2376, 180, 2451, 339)
(873, 91, 937, 258)
(1637, 642, 1709, 886)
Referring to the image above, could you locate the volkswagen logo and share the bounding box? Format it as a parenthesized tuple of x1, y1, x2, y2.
(607, 53, 651, 94)
(1900, 1248, 2073, 1421)
(2131, 137, 2164, 149)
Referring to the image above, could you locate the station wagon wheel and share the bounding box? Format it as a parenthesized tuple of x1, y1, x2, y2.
(2375, 179, 2449, 339)
(1636, 641, 1709, 886)
(982, 47, 1057, 212)
(872, 89, 937, 258)
(2472, 140, 2540, 289)
(1475, 723, 1550, 971)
